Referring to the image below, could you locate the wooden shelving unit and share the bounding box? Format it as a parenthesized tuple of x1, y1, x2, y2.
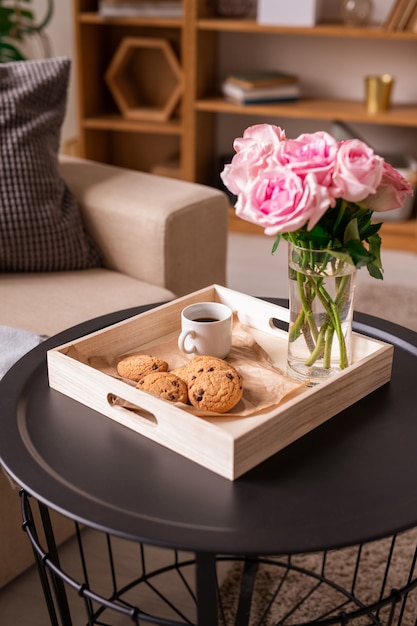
(73, 0, 417, 252)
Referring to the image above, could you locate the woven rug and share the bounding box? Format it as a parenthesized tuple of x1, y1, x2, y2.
(219, 528, 417, 625)
(355, 284, 417, 332)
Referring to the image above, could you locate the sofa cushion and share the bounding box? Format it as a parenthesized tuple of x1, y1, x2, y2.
(0, 57, 103, 271)
(1, 270, 175, 336)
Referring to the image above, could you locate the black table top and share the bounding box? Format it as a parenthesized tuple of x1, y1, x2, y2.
(1, 300, 417, 556)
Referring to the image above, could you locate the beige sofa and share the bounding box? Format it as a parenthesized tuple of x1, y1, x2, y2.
(2, 156, 229, 336)
(0, 156, 229, 588)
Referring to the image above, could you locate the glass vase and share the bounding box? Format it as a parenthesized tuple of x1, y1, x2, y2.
(287, 242, 356, 384)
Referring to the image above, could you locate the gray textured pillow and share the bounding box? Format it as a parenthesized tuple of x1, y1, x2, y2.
(0, 57, 103, 271)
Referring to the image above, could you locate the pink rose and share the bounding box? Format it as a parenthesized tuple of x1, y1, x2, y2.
(333, 139, 384, 202)
(220, 125, 413, 244)
(235, 167, 331, 236)
(220, 124, 286, 195)
(278, 131, 339, 191)
(221, 151, 255, 196)
(365, 161, 414, 212)
(233, 123, 286, 154)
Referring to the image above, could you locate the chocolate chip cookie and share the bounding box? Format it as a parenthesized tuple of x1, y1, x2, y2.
(117, 354, 168, 382)
(136, 372, 189, 403)
(187, 363, 243, 413)
(181, 355, 232, 383)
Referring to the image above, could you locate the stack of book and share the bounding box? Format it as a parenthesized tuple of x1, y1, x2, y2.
(384, 0, 417, 31)
(221, 71, 300, 105)
(98, 0, 183, 18)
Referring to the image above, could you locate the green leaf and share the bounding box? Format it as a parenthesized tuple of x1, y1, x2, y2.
(343, 218, 360, 243)
(296, 223, 331, 249)
(368, 232, 383, 269)
(361, 222, 382, 239)
(0, 40, 25, 61)
(0, 8, 16, 17)
(271, 233, 281, 255)
(367, 262, 384, 280)
(326, 249, 356, 266)
(0, 7, 34, 41)
(0, 7, 34, 21)
(344, 239, 374, 268)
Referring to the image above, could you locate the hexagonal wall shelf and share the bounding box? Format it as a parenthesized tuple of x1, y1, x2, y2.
(105, 37, 184, 122)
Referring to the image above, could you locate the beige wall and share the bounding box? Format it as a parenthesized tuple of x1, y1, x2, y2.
(32, 0, 77, 143)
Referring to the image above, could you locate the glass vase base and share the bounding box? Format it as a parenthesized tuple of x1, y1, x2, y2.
(287, 358, 344, 386)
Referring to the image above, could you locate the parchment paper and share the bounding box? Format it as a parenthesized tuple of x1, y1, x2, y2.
(69, 315, 306, 418)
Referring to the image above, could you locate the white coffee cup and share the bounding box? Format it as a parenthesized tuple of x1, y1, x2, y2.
(178, 302, 233, 359)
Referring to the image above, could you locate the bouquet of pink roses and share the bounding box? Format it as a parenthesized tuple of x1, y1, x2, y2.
(221, 124, 413, 278)
(221, 125, 413, 379)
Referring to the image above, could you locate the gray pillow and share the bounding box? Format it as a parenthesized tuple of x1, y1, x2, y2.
(0, 57, 103, 271)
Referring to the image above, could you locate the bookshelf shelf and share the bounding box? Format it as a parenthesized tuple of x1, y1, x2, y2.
(197, 19, 417, 39)
(196, 97, 417, 127)
(82, 114, 183, 134)
(73, 0, 417, 252)
(79, 11, 184, 26)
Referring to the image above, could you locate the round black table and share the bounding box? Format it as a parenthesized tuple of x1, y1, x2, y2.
(1, 300, 417, 626)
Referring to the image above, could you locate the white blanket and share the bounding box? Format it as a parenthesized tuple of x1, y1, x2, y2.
(0, 326, 46, 380)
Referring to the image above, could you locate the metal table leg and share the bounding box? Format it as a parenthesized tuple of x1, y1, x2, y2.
(21, 492, 73, 626)
(196, 551, 219, 626)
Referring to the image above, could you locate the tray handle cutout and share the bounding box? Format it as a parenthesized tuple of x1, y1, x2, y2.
(107, 393, 158, 426)
(270, 317, 289, 333)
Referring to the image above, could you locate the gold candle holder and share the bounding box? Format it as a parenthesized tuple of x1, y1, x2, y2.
(365, 74, 394, 114)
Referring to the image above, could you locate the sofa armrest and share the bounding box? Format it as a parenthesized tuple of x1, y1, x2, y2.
(59, 156, 229, 296)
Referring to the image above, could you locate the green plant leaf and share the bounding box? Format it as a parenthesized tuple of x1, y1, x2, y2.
(271, 233, 281, 254)
(344, 239, 374, 268)
(368, 232, 383, 269)
(0, 1, 53, 56)
(0, 7, 34, 23)
(0, 40, 25, 62)
(343, 217, 360, 243)
(367, 262, 384, 280)
(325, 249, 356, 266)
(361, 221, 382, 239)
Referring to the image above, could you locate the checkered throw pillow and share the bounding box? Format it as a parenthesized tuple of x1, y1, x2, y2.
(0, 57, 103, 271)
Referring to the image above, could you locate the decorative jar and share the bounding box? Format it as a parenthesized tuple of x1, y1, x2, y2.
(342, 0, 373, 26)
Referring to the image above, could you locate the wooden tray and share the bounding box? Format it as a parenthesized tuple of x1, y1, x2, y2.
(47, 285, 394, 480)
